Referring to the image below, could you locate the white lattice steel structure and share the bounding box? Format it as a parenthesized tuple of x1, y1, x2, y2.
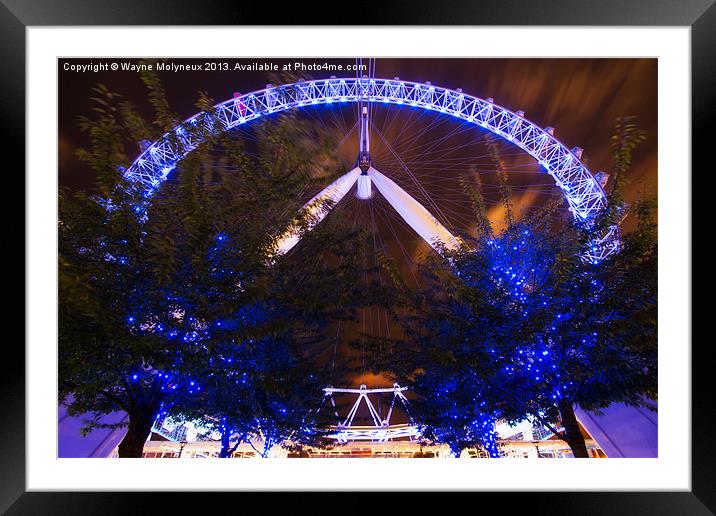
(125, 77, 618, 261)
(320, 384, 420, 443)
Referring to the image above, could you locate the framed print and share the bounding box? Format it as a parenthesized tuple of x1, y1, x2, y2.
(9, 0, 710, 513)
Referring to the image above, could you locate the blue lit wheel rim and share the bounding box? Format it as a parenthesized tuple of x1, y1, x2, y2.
(125, 77, 618, 261)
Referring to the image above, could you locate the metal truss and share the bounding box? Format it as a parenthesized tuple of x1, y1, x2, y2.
(126, 77, 618, 260)
(274, 166, 461, 256)
(321, 384, 421, 443)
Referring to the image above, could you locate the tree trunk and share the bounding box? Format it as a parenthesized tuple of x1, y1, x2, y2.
(558, 399, 589, 458)
(484, 443, 501, 458)
(117, 409, 157, 458)
(219, 429, 233, 458)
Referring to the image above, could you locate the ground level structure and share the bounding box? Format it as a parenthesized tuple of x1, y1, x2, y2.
(138, 436, 606, 459)
(59, 395, 656, 458)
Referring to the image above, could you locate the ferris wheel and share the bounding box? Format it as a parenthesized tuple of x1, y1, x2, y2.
(124, 59, 618, 443)
(126, 69, 617, 260)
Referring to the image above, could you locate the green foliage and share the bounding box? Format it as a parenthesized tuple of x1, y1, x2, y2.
(138, 59, 177, 132)
(74, 84, 130, 197)
(608, 116, 647, 212)
(459, 166, 492, 238)
(484, 134, 514, 226)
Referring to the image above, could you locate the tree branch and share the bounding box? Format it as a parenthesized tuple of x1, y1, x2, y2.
(529, 411, 565, 441)
(98, 389, 129, 412)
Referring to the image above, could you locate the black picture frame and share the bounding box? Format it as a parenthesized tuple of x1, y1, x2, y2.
(7, 0, 709, 513)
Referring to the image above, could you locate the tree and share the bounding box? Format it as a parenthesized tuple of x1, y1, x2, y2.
(158, 106, 367, 458)
(59, 79, 188, 456)
(168, 327, 329, 458)
(406, 370, 502, 458)
(59, 68, 363, 457)
(372, 123, 656, 458)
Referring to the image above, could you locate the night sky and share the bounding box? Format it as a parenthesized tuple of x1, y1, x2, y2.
(59, 57, 657, 196)
(58, 57, 658, 392)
